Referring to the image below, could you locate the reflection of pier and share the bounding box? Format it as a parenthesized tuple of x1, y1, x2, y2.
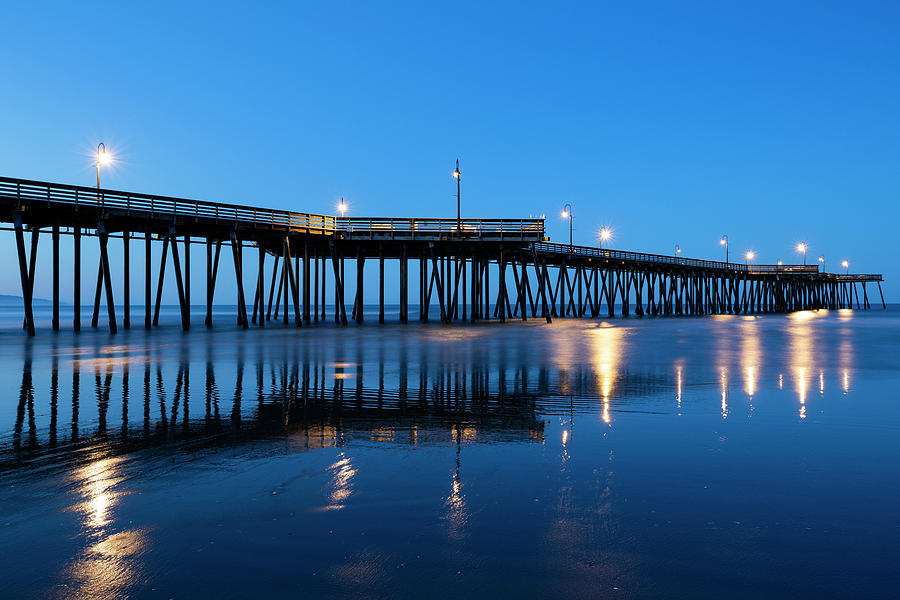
(2, 352, 549, 472)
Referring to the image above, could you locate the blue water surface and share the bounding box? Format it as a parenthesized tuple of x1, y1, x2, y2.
(1, 305, 898, 599)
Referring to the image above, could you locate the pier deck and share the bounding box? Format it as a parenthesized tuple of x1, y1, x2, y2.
(0, 176, 885, 335)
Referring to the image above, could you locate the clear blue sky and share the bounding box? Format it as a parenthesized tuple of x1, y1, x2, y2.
(1, 1, 897, 302)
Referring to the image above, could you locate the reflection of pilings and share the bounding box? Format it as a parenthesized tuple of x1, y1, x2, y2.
(50, 350, 58, 447)
(122, 364, 129, 439)
(14, 346, 34, 448)
(72, 359, 80, 441)
(3, 351, 559, 467)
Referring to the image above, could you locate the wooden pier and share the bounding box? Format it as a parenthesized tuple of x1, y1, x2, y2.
(0, 176, 885, 335)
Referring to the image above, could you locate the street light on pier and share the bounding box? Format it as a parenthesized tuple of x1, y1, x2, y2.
(745, 250, 755, 265)
(797, 242, 807, 265)
(842, 259, 849, 274)
(561, 203, 573, 249)
(452, 160, 461, 232)
(675, 244, 681, 257)
(337, 197, 347, 229)
(598, 227, 611, 250)
(96, 142, 111, 191)
(818, 255, 825, 272)
(720, 234, 729, 265)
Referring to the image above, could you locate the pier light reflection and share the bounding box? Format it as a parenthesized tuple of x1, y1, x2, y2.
(70, 455, 127, 532)
(789, 309, 816, 420)
(796, 367, 808, 420)
(444, 425, 469, 540)
(739, 318, 762, 412)
(325, 453, 356, 510)
(720, 368, 729, 420)
(590, 323, 626, 425)
(675, 364, 683, 415)
(62, 453, 151, 600)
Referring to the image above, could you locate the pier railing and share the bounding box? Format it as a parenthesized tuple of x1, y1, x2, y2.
(339, 216, 544, 239)
(534, 241, 817, 273)
(834, 273, 883, 282)
(0, 176, 544, 239)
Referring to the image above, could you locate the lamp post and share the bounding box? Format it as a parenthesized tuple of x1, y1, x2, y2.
(562, 203, 573, 249)
(720, 234, 729, 265)
(96, 142, 111, 192)
(453, 160, 461, 232)
(818, 255, 825, 273)
(338, 197, 347, 229)
(745, 250, 755, 265)
(675, 244, 681, 258)
(842, 260, 849, 274)
(599, 227, 611, 250)
(797, 242, 807, 265)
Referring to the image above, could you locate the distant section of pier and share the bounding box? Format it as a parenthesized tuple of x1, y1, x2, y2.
(0, 176, 885, 335)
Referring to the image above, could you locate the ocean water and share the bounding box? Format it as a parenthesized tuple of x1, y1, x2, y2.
(1, 306, 899, 599)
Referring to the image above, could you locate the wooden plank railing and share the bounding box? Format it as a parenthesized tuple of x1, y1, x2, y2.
(534, 241, 819, 273)
(0, 176, 545, 238)
(833, 274, 883, 282)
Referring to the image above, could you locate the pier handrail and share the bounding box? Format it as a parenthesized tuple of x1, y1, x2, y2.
(0, 176, 544, 237)
(533, 241, 818, 273)
(833, 273, 883, 282)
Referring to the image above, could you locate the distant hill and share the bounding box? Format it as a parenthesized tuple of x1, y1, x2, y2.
(0, 294, 56, 306)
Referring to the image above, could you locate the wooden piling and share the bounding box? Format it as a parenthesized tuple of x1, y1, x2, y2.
(52, 225, 59, 331)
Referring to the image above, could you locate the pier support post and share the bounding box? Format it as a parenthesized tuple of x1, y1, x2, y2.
(400, 243, 408, 323)
(153, 236, 169, 327)
(329, 242, 348, 325)
(379, 244, 385, 324)
(145, 232, 151, 329)
(429, 244, 447, 322)
(284, 236, 302, 326)
(314, 248, 319, 322)
(52, 224, 59, 331)
(98, 221, 117, 334)
(169, 228, 189, 331)
(303, 240, 311, 324)
(321, 254, 326, 321)
(206, 239, 221, 328)
(123, 230, 130, 329)
(266, 255, 279, 321)
(498, 247, 507, 323)
(230, 233, 249, 329)
(257, 245, 266, 327)
(356, 250, 365, 324)
(74, 227, 81, 331)
(14, 213, 35, 336)
(92, 261, 103, 328)
(184, 235, 190, 325)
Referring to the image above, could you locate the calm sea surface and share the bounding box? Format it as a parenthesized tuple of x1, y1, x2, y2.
(1, 305, 899, 599)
